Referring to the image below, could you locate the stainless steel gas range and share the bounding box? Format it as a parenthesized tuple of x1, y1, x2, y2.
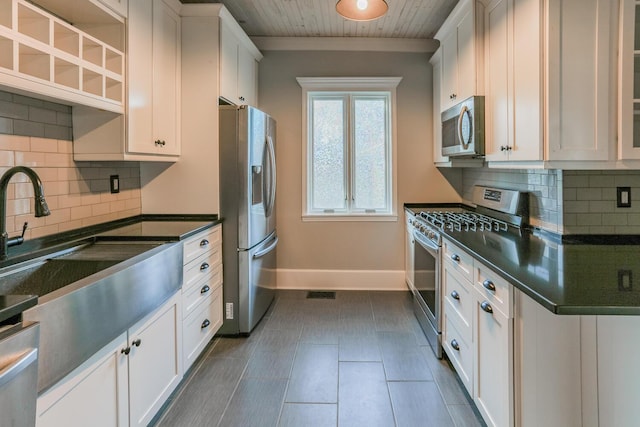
(406, 186, 528, 358)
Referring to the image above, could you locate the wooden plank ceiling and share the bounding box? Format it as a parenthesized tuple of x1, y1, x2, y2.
(180, 0, 457, 39)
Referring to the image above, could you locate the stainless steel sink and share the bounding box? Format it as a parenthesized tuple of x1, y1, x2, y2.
(0, 239, 183, 393)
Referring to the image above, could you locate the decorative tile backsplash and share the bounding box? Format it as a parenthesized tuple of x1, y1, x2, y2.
(461, 168, 563, 233)
(563, 170, 640, 235)
(462, 168, 640, 235)
(0, 91, 142, 241)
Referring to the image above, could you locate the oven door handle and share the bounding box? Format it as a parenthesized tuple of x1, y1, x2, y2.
(413, 230, 439, 254)
(0, 347, 38, 388)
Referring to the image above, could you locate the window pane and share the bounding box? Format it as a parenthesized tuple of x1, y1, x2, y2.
(353, 97, 388, 210)
(311, 97, 345, 210)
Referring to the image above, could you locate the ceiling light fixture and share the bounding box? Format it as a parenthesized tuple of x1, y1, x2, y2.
(336, 0, 389, 22)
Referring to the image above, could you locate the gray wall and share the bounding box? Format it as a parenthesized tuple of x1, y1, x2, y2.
(259, 50, 461, 271)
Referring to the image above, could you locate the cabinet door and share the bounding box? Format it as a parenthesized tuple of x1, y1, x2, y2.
(474, 296, 513, 427)
(485, 0, 543, 162)
(36, 334, 129, 427)
(220, 20, 239, 104)
(618, 0, 640, 160)
(238, 45, 257, 106)
(128, 0, 180, 156)
(483, 0, 511, 161)
(546, 0, 614, 162)
(440, 30, 459, 110)
(127, 0, 154, 154)
(431, 49, 449, 164)
(596, 316, 640, 426)
(128, 293, 182, 427)
(152, 0, 180, 155)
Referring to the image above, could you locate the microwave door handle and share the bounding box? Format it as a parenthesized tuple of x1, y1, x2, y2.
(457, 105, 469, 149)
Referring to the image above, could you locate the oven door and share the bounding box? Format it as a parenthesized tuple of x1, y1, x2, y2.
(412, 230, 442, 358)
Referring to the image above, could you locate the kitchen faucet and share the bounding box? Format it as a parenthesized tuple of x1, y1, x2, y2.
(0, 166, 50, 260)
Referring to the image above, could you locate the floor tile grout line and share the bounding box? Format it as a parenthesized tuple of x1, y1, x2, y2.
(275, 314, 302, 426)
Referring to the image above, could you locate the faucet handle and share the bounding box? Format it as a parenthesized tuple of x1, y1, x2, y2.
(6, 222, 28, 249)
(20, 222, 28, 238)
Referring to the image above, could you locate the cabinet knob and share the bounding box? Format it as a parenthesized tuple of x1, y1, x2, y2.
(482, 279, 496, 292)
(451, 254, 461, 262)
(451, 339, 460, 351)
(480, 301, 494, 314)
(500, 145, 512, 152)
(121, 346, 131, 355)
(154, 140, 166, 147)
(200, 239, 209, 248)
(451, 290, 460, 300)
(200, 284, 211, 294)
(239, 96, 245, 102)
(201, 319, 211, 329)
(132, 338, 141, 347)
(200, 262, 210, 271)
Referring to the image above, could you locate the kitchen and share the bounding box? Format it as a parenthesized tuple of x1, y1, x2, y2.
(0, 0, 639, 426)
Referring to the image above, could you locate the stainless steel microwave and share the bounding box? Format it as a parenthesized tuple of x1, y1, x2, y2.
(441, 96, 485, 158)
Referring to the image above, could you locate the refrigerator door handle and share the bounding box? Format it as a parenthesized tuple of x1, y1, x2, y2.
(265, 135, 277, 218)
(253, 236, 278, 259)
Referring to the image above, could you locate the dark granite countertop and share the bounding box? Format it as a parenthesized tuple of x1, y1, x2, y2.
(0, 214, 221, 323)
(405, 204, 640, 315)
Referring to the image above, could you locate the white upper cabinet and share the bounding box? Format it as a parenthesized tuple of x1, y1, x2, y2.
(483, 0, 617, 166)
(619, 0, 640, 160)
(430, 49, 450, 164)
(0, 0, 125, 112)
(219, 9, 261, 107)
(436, 0, 484, 112)
(73, 0, 181, 161)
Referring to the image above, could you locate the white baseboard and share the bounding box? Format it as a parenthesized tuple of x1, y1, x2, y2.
(277, 269, 407, 291)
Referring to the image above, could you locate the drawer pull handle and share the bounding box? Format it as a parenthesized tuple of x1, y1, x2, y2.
(451, 254, 461, 262)
(451, 339, 460, 351)
(480, 301, 493, 314)
(201, 319, 211, 329)
(121, 347, 130, 355)
(200, 239, 209, 247)
(451, 290, 460, 300)
(482, 279, 496, 292)
(132, 338, 141, 347)
(201, 285, 211, 294)
(200, 262, 210, 271)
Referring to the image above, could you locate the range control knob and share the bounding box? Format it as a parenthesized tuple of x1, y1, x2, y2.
(428, 231, 436, 240)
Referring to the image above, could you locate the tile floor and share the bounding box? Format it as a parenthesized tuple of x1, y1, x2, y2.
(153, 290, 485, 427)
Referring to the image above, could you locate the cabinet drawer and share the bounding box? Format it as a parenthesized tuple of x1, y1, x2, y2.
(183, 286, 222, 371)
(442, 239, 474, 282)
(474, 261, 512, 317)
(183, 226, 221, 265)
(183, 249, 221, 292)
(443, 313, 473, 395)
(442, 264, 473, 341)
(182, 265, 222, 318)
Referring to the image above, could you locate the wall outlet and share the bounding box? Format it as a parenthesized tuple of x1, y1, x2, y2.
(225, 303, 234, 319)
(617, 187, 631, 208)
(110, 175, 120, 194)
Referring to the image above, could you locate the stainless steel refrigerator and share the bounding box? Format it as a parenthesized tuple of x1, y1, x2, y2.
(218, 105, 277, 335)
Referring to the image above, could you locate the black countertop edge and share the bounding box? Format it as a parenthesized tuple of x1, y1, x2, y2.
(1, 214, 221, 269)
(560, 234, 640, 245)
(0, 295, 38, 325)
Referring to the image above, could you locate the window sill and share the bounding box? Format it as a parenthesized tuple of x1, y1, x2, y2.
(302, 214, 398, 222)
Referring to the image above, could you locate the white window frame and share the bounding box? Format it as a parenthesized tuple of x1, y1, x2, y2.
(297, 77, 402, 222)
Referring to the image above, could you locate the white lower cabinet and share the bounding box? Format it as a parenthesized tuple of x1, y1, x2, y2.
(35, 292, 182, 427)
(181, 225, 223, 372)
(128, 292, 182, 427)
(474, 291, 513, 427)
(441, 238, 513, 427)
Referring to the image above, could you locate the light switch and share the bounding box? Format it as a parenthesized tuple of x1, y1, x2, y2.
(617, 187, 631, 208)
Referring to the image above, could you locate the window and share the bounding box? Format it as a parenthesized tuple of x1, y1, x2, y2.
(298, 77, 401, 220)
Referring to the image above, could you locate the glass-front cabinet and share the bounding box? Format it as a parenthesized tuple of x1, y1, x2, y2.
(620, 0, 640, 160)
